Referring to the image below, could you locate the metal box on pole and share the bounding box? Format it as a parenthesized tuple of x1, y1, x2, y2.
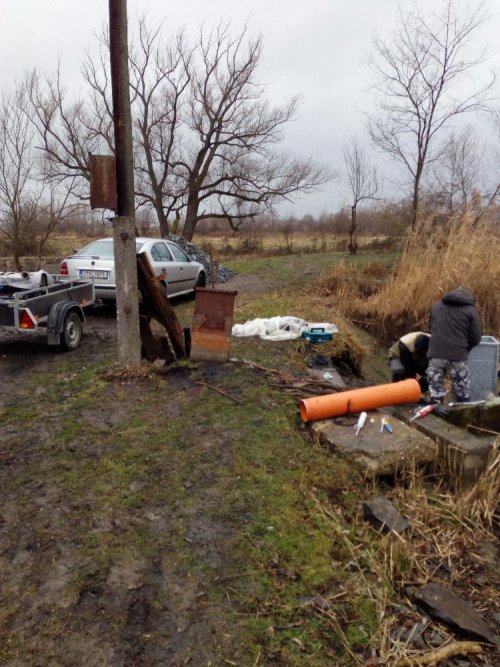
(89, 155, 117, 211)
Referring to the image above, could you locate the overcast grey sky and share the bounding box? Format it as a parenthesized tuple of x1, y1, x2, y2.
(2, 0, 499, 217)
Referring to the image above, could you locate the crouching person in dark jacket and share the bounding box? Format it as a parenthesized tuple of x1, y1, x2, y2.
(426, 288, 482, 404)
(388, 331, 430, 392)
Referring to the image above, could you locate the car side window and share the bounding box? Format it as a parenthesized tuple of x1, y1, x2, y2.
(167, 243, 189, 262)
(151, 242, 172, 262)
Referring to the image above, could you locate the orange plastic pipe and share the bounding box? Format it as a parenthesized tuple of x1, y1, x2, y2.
(299, 378, 421, 423)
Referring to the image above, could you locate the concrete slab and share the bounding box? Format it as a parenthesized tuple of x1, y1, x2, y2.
(388, 404, 498, 488)
(310, 411, 437, 477)
(444, 397, 500, 432)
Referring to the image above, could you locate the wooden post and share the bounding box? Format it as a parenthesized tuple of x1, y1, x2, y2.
(109, 0, 141, 365)
(113, 217, 141, 365)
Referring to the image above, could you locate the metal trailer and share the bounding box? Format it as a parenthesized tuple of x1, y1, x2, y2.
(0, 275, 95, 350)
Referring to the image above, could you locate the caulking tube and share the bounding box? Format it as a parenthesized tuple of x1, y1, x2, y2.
(409, 404, 435, 422)
(355, 411, 367, 436)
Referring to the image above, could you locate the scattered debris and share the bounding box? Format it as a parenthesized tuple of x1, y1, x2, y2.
(306, 353, 332, 368)
(235, 358, 348, 394)
(409, 404, 435, 422)
(196, 380, 243, 405)
(295, 595, 332, 611)
(380, 416, 394, 433)
(408, 583, 499, 645)
(232, 315, 337, 341)
(305, 367, 347, 389)
(363, 496, 410, 534)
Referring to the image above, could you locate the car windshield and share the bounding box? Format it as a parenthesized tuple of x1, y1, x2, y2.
(76, 239, 145, 257)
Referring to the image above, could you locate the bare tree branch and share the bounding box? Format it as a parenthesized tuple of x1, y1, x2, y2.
(368, 0, 494, 228)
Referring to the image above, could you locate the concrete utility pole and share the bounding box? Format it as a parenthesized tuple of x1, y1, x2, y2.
(109, 0, 141, 365)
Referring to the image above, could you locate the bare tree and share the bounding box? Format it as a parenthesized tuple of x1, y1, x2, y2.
(34, 186, 81, 264)
(368, 0, 493, 229)
(438, 127, 482, 213)
(27, 18, 331, 241)
(81, 19, 193, 236)
(0, 85, 40, 269)
(177, 23, 331, 240)
(343, 139, 382, 254)
(0, 83, 85, 269)
(26, 67, 107, 200)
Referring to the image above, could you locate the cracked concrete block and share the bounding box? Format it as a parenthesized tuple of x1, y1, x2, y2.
(388, 405, 497, 488)
(310, 411, 437, 477)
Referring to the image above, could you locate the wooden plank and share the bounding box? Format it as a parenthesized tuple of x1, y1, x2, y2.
(136, 252, 185, 358)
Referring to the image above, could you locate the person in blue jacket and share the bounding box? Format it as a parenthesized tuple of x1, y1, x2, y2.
(426, 288, 482, 404)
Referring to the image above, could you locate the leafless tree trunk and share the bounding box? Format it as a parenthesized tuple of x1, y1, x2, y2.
(129, 21, 192, 236)
(368, 0, 493, 229)
(343, 139, 382, 254)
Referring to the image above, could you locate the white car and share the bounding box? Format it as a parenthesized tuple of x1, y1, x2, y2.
(60, 237, 206, 302)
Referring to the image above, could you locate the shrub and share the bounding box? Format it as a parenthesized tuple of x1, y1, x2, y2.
(317, 212, 500, 344)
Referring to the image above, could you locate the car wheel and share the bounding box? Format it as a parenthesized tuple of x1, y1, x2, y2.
(60, 312, 82, 351)
(196, 271, 206, 288)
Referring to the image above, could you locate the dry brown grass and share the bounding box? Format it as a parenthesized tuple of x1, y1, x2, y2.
(320, 213, 500, 343)
(312, 442, 499, 664)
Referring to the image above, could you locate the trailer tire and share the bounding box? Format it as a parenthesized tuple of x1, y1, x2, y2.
(60, 311, 82, 350)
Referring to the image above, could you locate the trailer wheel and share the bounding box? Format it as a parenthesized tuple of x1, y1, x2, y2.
(60, 311, 82, 350)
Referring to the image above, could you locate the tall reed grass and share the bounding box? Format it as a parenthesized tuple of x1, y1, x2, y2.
(323, 212, 500, 343)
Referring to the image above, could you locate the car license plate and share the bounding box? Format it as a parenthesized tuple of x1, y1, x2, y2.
(79, 269, 109, 279)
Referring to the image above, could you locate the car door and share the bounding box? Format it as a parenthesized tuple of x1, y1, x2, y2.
(148, 242, 175, 295)
(149, 241, 194, 296)
(165, 242, 198, 292)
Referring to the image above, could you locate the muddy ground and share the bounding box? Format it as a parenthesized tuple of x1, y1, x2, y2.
(0, 272, 269, 666)
(1, 268, 351, 666)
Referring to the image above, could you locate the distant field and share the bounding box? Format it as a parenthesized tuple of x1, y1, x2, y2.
(0, 231, 392, 271)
